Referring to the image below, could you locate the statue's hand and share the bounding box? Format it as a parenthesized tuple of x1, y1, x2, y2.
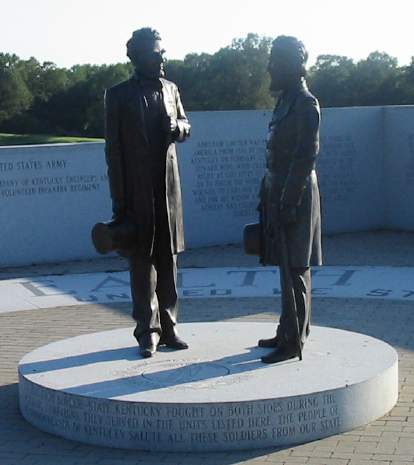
(279, 203, 297, 225)
(163, 116, 178, 134)
(112, 200, 126, 223)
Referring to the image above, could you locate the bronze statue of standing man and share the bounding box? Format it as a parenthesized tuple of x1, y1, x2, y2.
(104, 28, 190, 358)
(257, 36, 322, 363)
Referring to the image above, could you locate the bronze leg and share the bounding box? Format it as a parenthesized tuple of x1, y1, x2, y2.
(276, 266, 311, 349)
(129, 254, 161, 339)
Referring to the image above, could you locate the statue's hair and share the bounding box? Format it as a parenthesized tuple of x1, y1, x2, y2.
(126, 27, 162, 62)
(271, 35, 308, 76)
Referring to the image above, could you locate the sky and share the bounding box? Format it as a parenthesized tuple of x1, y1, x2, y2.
(1, 0, 413, 68)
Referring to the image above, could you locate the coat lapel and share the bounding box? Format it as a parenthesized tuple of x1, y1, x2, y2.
(160, 78, 175, 118)
(271, 79, 308, 126)
(137, 94, 150, 146)
(271, 95, 293, 125)
(129, 76, 153, 146)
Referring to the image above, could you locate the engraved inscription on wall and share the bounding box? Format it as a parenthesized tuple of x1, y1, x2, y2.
(21, 379, 342, 448)
(318, 134, 359, 204)
(190, 139, 266, 218)
(0, 158, 107, 199)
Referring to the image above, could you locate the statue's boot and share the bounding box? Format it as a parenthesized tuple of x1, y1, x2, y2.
(258, 335, 280, 348)
(158, 327, 188, 350)
(158, 310, 189, 350)
(261, 345, 300, 364)
(135, 331, 159, 358)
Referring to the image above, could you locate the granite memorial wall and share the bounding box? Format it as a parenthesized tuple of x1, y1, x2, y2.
(0, 143, 111, 266)
(0, 106, 412, 266)
(383, 106, 414, 230)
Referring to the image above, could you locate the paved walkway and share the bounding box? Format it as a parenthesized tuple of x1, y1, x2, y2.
(1, 231, 414, 465)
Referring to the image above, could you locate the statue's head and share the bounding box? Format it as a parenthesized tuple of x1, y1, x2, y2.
(126, 27, 165, 78)
(268, 36, 308, 92)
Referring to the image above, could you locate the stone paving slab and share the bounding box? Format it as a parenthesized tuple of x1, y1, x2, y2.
(1, 296, 414, 464)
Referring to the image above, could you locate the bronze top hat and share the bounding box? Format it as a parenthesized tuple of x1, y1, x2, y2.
(91, 218, 138, 255)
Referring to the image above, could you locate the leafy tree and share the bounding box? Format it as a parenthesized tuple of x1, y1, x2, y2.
(392, 57, 414, 105)
(0, 54, 32, 125)
(166, 53, 214, 110)
(24, 59, 69, 102)
(308, 55, 356, 107)
(42, 63, 130, 136)
(166, 33, 273, 111)
(207, 33, 273, 110)
(350, 52, 401, 106)
(1, 37, 414, 137)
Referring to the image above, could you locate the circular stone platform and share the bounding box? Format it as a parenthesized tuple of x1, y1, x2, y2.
(18, 323, 398, 452)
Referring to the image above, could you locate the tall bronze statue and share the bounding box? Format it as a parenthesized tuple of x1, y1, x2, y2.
(257, 36, 322, 364)
(104, 28, 190, 358)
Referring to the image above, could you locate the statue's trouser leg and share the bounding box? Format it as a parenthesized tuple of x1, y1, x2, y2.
(129, 253, 160, 338)
(276, 266, 311, 349)
(154, 238, 178, 336)
(129, 185, 177, 338)
(153, 187, 178, 336)
(129, 243, 178, 339)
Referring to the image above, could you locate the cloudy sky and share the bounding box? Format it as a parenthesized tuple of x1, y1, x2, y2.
(2, 0, 413, 68)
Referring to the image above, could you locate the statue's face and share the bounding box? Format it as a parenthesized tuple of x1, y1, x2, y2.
(268, 47, 297, 92)
(135, 39, 166, 78)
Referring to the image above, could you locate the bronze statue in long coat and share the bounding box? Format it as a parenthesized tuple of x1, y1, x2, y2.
(258, 36, 322, 363)
(104, 28, 190, 358)
(259, 82, 322, 268)
(105, 76, 189, 257)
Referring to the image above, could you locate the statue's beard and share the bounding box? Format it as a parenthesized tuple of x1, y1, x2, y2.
(135, 63, 164, 79)
(143, 68, 162, 79)
(269, 73, 302, 94)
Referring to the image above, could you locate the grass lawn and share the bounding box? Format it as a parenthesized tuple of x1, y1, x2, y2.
(0, 133, 104, 146)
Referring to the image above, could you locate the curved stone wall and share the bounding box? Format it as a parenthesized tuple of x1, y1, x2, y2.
(1, 105, 413, 266)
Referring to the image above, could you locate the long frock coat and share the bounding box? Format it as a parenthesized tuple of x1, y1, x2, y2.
(104, 76, 190, 257)
(259, 79, 322, 268)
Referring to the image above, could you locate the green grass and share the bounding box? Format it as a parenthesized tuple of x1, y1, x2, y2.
(0, 133, 104, 146)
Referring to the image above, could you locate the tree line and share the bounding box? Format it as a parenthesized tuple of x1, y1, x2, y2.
(1, 33, 413, 137)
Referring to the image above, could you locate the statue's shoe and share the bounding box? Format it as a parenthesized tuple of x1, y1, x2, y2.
(158, 334, 189, 350)
(258, 335, 280, 348)
(136, 332, 159, 358)
(261, 346, 300, 364)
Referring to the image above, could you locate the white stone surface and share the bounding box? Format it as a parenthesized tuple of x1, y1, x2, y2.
(2, 266, 414, 314)
(179, 111, 268, 248)
(0, 142, 111, 266)
(19, 323, 398, 451)
(318, 106, 385, 233)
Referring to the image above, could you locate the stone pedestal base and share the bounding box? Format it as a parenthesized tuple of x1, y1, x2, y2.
(18, 323, 398, 451)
